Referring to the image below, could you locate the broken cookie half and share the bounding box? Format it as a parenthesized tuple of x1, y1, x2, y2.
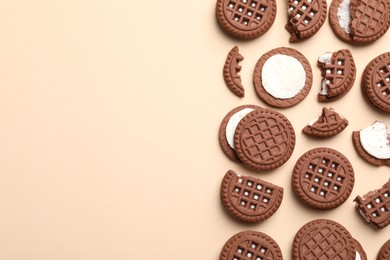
(303, 107, 348, 137)
(223, 46, 245, 98)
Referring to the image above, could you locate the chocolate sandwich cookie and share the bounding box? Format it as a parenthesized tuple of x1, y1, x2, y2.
(292, 219, 356, 260)
(216, 0, 277, 39)
(220, 230, 283, 260)
(221, 170, 283, 223)
(352, 121, 390, 167)
(224, 46, 245, 98)
(317, 49, 356, 102)
(303, 107, 348, 137)
(329, 0, 390, 44)
(378, 239, 390, 260)
(285, 0, 327, 42)
(254, 47, 312, 108)
(353, 238, 367, 260)
(361, 52, 390, 113)
(292, 147, 354, 209)
(354, 179, 390, 229)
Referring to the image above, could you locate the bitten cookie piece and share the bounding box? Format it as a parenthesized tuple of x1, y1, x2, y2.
(254, 47, 312, 108)
(220, 170, 283, 223)
(223, 46, 245, 97)
(292, 147, 355, 209)
(329, 0, 390, 44)
(352, 121, 390, 166)
(220, 230, 283, 260)
(285, 0, 327, 42)
(303, 107, 348, 137)
(354, 179, 390, 229)
(378, 239, 390, 259)
(216, 0, 277, 39)
(317, 49, 356, 102)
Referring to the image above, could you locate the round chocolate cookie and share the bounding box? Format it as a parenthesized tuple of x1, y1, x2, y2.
(221, 170, 283, 223)
(253, 47, 312, 108)
(329, 0, 390, 44)
(234, 107, 296, 171)
(378, 239, 390, 260)
(216, 0, 277, 39)
(361, 52, 390, 113)
(285, 0, 327, 42)
(292, 147, 354, 209)
(292, 219, 356, 260)
(220, 230, 283, 260)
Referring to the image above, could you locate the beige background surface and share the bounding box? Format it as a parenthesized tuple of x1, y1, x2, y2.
(0, 0, 389, 259)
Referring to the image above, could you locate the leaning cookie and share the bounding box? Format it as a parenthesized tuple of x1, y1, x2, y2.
(223, 46, 244, 98)
(378, 239, 390, 260)
(221, 170, 283, 223)
(329, 0, 390, 44)
(354, 179, 390, 229)
(352, 121, 390, 167)
(317, 49, 356, 102)
(216, 0, 277, 39)
(303, 107, 348, 137)
(361, 52, 390, 113)
(254, 47, 312, 108)
(285, 0, 327, 42)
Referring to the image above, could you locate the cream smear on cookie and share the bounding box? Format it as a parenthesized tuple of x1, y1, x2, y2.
(337, 0, 351, 34)
(355, 251, 361, 260)
(226, 108, 254, 149)
(318, 52, 333, 95)
(360, 121, 390, 159)
(261, 54, 306, 99)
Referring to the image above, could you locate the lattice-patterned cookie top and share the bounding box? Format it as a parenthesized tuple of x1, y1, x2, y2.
(354, 179, 390, 229)
(303, 107, 348, 137)
(378, 239, 390, 260)
(221, 170, 283, 223)
(234, 108, 296, 171)
(216, 0, 277, 39)
(220, 231, 283, 260)
(285, 0, 327, 42)
(292, 147, 354, 209)
(292, 219, 356, 260)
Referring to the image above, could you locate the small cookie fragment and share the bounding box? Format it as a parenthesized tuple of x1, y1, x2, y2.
(378, 239, 390, 260)
(220, 230, 283, 260)
(254, 47, 313, 108)
(352, 121, 390, 167)
(223, 46, 245, 98)
(329, 0, 390, 44)
(221, 170, 283, 223)
(285, 0, 327, 42)
(216, 0, 277, 39)
(292, 147, 355, 209)
(317, 49, 356, 102)
(361, 52, 390, 113)
(292, 219, 356, 259)
(354, 179, 390, 229)
(303, 107, 348, 137)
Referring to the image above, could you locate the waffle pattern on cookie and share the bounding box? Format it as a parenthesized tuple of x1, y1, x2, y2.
(373, 60, 390, 102)
(354, 180, 390, 229)
(303, 107, 348, 137)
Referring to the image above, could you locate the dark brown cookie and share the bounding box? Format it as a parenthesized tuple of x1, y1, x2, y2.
(378, 239, 390, 260)
(352, 121, 390, 167)
(285, 0, 327, 42)
(303, 107, 348, 137)
(317, 49, 356, 102)
(234, 107, 296, 171)
(219, 105, 262, 163)
(224, 46, 245, 98)
(361, 52, 390, 113)
(292, 219, 356, 260)
(216, 0, 277, 39)
(254, 47, 312, 108)
(353, 238, 367, 260)
(329, 0, 390, 44)
(221, 170, 283, 223)
(354, 179, 390, 229)
(292, 147, 354, 209)
(220, 230, 283, 260)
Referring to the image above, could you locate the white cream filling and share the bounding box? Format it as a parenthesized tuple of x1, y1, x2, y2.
(226, 108, 254, 149)
(318, 52, 333, 96)
(308, 118, 318, 126)
(337, 0, 351, 34)
(261, 54, 306, 99)
(355, 251, 361, 260)
(360, 121, 390, 159)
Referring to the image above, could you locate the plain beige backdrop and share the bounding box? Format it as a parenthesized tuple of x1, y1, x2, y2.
(0, 0, 389, 259)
